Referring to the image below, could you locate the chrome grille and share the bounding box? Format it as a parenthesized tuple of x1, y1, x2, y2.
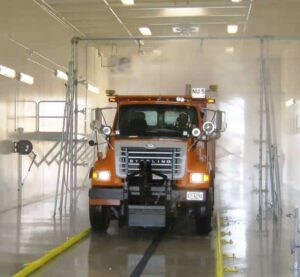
(115, 141, 187, 180)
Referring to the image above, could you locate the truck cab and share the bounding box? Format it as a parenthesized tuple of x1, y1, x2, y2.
(89, 94, 225, 235)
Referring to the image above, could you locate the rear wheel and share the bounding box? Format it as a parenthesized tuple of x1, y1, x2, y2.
(195, 194, 212, 235)
(89, 205, 110, 232)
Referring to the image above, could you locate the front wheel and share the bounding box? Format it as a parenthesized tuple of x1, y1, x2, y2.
(89, 205, 110, 233)
(195, 196, 212, 235)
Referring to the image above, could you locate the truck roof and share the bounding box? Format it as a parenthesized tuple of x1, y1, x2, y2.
(109, 95, 215, 104)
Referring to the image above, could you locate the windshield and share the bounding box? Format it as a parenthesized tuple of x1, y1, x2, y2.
(116, 104, 199, 137)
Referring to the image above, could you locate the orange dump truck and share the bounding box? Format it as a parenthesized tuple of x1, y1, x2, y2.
(89, 94, 225, 234)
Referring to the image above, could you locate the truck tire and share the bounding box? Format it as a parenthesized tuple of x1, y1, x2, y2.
(89, 205, 110, 232)
(195, 196, 212, 235)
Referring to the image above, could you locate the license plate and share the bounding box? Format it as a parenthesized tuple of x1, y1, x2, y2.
(186, 191, 204, 201)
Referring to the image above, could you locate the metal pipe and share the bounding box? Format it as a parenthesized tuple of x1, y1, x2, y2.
(261, 38, 277, 220)
(33, 0, 85, 37)
(258, 38, 264, 217)
(293, 207, 299, 271)
(73, 35, 300, 42)
(73, 38, 79, 209)
(59, 100, 73, 212)
(265, 149, 269, 210)
(53, 99, 68, 217)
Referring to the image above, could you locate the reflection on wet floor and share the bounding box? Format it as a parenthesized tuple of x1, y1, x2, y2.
(32, 215, 215, 277)
(0, 199, 89, 277)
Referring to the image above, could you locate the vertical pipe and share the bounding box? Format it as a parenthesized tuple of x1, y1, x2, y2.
(293, 207, 299, 271)
(274, 146, 282, 214)
(258, 38, 264, 217)
(17, 154, 22, 207)
(265, 149, 269, 209)
(185, 84, 192, 96)
(17, 128, 23, 207)
(261, 38, 277, 220)
(265, 41, 282, 216)
(73, 38, 79, 209)
(37, 102, 40, 132)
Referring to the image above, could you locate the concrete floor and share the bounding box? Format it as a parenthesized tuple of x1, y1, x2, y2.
(1, 179, 299, 277)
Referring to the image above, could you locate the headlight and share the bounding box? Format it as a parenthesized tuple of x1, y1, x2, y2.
(203, 121, 215, 135)
(190, 173, 210, 183)
(93, 170, 111, 181)
(191, 127, 201, 137)
(102, 126, 112, 136)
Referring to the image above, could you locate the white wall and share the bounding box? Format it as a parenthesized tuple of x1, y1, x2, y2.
(0, 1, 110, 212)
(281, 42, 300, 197)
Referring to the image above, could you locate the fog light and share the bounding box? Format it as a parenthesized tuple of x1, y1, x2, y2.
(190, 173, 209, 183)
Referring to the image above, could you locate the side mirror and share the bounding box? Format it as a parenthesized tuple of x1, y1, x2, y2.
(90, 108, 103, 132)
(215, 111, 222, 132)
(215, 111, 227, 132)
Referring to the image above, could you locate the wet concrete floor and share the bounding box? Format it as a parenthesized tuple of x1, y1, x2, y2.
(30, 214, 215, 277)
(1, 192, 214, 277)
(2, 178, 299, 276)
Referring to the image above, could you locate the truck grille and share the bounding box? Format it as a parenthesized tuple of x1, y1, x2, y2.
(115, 141, 187, 180)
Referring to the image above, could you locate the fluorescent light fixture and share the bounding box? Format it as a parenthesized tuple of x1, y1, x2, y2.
(226, 47, 235, 53)
(227, 25, 238, 34)
(87, 83, 99, 94)
(189, 26, 199, 32)
(0, 65, 16, 79)
(120, 0, 134, 5)
(172, 27, 181, 33)
(19, 72, 34, 85)
(173, 26, 199, 33)
(231, 0, 242, 2)
(55, 69, 68, 81)
(139, 27, 152, 36)
(285, 98, 296, 107)
(163, 7, 204, 17)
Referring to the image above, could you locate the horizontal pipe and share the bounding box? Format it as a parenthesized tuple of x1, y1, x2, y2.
(73, 35, 300, 42)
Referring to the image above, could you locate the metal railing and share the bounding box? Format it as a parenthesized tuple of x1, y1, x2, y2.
(37, 100, 66, 132)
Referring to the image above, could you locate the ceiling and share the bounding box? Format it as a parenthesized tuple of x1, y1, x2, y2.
(34, 0, 300, 38)
(0, 0, 300, 70)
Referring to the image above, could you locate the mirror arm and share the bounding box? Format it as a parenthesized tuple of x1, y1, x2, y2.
(95, 131, 100, 153)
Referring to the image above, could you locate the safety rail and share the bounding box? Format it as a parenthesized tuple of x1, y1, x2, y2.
(11, 100, 88, 133)
(37, 100, 66, 132)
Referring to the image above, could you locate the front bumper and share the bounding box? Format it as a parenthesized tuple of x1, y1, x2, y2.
(89, 187, 207, 204)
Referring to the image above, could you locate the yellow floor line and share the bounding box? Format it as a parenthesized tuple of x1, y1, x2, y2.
(12, 228, 91, 277)
(216, 214, 224, 277)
